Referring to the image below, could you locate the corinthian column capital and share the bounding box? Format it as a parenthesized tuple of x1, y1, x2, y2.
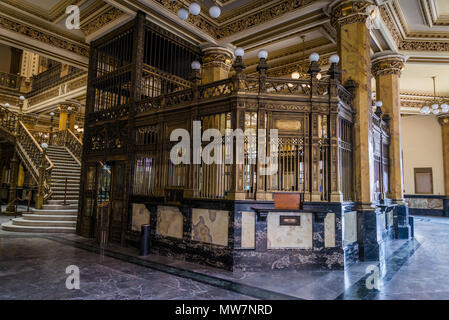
(371, 52, 406, 77)
(201, 45, 234, 73)
(328, 0, 378, 28)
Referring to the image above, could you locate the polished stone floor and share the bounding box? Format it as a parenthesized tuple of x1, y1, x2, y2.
(1, 212, 448, 300)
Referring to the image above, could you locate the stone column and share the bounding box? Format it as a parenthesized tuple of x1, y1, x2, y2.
(438, 115, 449, 217)
(201, 46, 234, 84)
(372, 52, 412, 239)
(330, 0, 384, 262)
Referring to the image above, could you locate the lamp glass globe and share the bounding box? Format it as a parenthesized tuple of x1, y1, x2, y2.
(291, 72, 300, 80)
(189, 3, 201, 15)
(209, 6, 221, 18)
(257, 50, 268, 59)
(235, 47, 244, 57)
(309, 53, 319, 62)
(330, 54, 340, 64)
(191, 61, 201, 70)
(178, 8, 189, 20)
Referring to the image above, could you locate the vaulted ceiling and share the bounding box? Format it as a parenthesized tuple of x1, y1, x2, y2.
(0, 0, 448, 112)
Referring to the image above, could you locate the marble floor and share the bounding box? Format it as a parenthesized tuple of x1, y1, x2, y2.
(0, 212, 448, 300)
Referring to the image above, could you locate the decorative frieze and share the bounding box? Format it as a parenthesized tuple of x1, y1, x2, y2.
(81, 6, 125, 36)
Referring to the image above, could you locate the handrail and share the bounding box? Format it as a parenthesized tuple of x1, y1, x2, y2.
(66, 128, 83, 162)
(16, 121, 53, 202)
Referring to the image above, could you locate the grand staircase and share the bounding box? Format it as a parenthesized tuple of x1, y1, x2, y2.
(0, 104, 83, 233)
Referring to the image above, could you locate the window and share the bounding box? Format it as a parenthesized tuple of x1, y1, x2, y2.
(414, 168, 433, 194)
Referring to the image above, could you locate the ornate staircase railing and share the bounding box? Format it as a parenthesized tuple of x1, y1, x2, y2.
(66, 129, 83, 162)
(16, 122, 54, 203)
(0, 104, 18, 138)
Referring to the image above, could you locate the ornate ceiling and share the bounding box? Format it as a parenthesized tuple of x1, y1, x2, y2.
(0, 0, 447, 112)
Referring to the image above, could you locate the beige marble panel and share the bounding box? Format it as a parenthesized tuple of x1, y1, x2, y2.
(344, 211, 357, 244)
(241, 211, 255, 249)
(156, 206, 183, 239)
(192, 208, 229, 246)
(131, 203, 151, 232)
(267, 212, 312, 249)
(324, 212, 336, 248)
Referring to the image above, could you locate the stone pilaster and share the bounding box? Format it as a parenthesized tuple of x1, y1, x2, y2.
(438, 115, 449, 217)
(201, 46, 234, 84)
(331, 0, 384, 261)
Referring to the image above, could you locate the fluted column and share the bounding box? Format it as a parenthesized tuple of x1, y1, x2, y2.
(372, 52, 406, 202)
(201, 46, 234, 84)
(438, 115, 449, 217)
(330, 0, 384, 262)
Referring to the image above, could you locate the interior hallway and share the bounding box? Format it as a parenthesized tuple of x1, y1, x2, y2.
(1, 213, 448, 300)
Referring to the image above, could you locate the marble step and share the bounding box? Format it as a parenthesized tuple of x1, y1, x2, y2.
(32, 208, 77, 215)
(42, 204, 78, 210)
(12, 218, 76, 228)
(1, 221, 75, 233)
(22, 214, 77, 221)
(51, 196, 79, 201)
(48, 199, 78, 205)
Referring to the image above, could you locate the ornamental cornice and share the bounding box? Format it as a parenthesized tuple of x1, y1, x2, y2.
(0, 15, 89, 57)
(80, 6, 126, 36)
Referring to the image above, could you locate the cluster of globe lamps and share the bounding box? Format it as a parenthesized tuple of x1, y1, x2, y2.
(177, 2, 221, 20)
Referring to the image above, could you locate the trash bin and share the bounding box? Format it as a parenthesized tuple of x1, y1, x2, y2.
(140, 224, 151, 256)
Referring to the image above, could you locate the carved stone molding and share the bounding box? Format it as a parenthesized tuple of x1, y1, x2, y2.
(329, 0, 377, 28)
(81, 6, 125, 36)
(0, 15, 89, 57)
(371, 52, 405, 77)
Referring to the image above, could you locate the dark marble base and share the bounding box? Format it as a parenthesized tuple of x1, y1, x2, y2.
(409, 208, 445, 217)
(234, 247, 345, 271)
(396, 205, 412, 239)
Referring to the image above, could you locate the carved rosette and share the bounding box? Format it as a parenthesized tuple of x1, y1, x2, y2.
(202, 47, 234, 73)
(371, 53, 405, 77)
(329, 0, 377, 28)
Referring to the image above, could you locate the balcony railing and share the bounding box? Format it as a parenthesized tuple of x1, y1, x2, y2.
(0, 71, 21, 91)
(29, 64, 86, 96)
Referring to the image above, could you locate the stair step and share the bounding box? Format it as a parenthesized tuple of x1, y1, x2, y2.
(1, 221, 75, 233)
(42, 204, 78, 210)
(51, 196, 79, 200)
(22, 214, 77, 221)
(12, 218, 76, 228)
(48, 199, 78, 205)
(32, 208, 78, 215)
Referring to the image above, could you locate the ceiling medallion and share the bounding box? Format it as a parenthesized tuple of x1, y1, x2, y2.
(420, 76, 449, 115)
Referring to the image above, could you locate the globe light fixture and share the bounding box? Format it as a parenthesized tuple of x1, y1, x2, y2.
(291, 71, 300, 80)
(420, 76, 448, 115)
(4, 103, 9, 107)
(309, 53, 319, 62)
(189, 2, 201, 15)
(191, 61, 201, 70)
(19, 96, 25, 101)
(257, 49, 268, 60)
(330, 54, 340, 64)
(316, 73, 322, 80)
(209, 5, 221, 18)
(178, 8, 189, 20)
(41, 142, 48, 149)
(50, 112, 55, 116)
(375, 101, 383, 107)
(235, 47, 244, 57)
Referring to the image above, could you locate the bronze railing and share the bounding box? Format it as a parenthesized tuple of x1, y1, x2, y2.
(0, 71, 20, 90)
(0, 104, 18, 135)
(16, 121, 53, 202)
(66, 129, 83, 161)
